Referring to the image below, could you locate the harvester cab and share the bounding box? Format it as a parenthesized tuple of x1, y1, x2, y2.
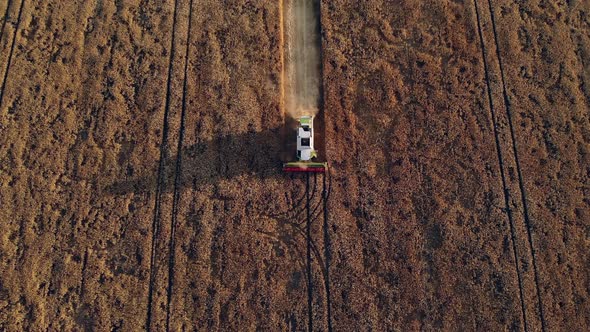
(283, 116, 327, 172)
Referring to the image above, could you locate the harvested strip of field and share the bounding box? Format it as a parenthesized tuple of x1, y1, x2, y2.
(283, 0, 322, 119)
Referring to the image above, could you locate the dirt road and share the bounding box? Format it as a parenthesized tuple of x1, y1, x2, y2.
(0, 0, 588, 330)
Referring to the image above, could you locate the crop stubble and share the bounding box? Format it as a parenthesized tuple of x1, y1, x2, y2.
(0, 0, 588, 331)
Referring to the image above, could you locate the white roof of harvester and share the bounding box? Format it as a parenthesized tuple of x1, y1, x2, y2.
(297, 116, 314, 161)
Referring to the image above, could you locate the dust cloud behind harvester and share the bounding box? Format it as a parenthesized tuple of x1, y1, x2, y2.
(282, 0, 322, 119)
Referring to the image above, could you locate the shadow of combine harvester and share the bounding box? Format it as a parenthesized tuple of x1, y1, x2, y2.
(107, 117, 327, 196)
(107, 125, 289, 195)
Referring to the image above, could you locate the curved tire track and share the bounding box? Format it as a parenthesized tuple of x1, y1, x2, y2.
(322, 170, 333, 331)
(306, 172, 313, 332)
(302, 170, 333, 331)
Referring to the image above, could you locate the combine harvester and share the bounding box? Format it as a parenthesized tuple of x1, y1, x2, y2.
(283, 115, 327, 173)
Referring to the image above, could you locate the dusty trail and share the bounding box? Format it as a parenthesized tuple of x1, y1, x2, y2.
(283, 0, 322, 119)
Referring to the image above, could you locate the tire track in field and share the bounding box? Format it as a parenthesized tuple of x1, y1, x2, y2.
(79, 249, 89, 299)
(303, 170, 333, 332)
(273, 171, 318, 222)
(486, 1, 547, 329)
(165, 0, 194, 329)
(306, 172, 314, 332)
(316, 0, 332, 327)
(146, 0, 180, 329)
(322, 170, 333, 332)
(0, 0, 13, 47)
(0, 0, 25, 109)
(473, 1, 529, 330)
(6, 0, 25, 264)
